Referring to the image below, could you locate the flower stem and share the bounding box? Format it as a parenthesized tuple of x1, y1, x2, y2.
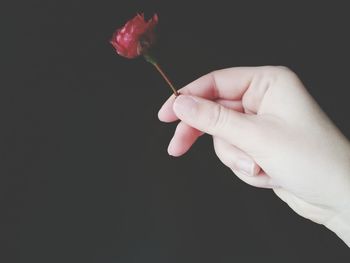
(144, 53, 179, 96)
(152, 63, 179, 96)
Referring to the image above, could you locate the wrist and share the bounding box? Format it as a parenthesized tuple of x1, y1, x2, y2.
(325, 203, 350, 247)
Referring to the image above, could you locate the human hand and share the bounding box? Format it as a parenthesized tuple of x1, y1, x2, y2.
(158, 66, 350, 245)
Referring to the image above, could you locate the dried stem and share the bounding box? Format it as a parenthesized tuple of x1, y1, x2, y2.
(152, 63, 179, 96)
(143, 53, 179, 96)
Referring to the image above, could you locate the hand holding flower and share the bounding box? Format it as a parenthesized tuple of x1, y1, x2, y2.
(159, 66, 350, 246)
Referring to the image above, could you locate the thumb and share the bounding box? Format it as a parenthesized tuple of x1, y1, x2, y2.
(173, 95, 257, 150)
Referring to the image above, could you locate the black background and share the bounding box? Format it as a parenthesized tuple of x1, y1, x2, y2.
(2, 0, 350, 262)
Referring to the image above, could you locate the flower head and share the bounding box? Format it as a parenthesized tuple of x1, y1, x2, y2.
(110, 13, 158, 59)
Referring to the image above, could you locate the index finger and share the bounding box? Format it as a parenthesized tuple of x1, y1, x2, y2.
(158, 67, 258, 122)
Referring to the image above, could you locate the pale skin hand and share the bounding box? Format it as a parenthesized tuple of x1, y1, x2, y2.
(158, 66, 350, 246)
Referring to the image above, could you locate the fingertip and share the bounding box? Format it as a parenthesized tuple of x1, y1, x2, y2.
(158, 96, 178, 122)
(167, 121, 202, 157)
(167, 137, 175, 155)
(157, 107, 167, 122)
(167, 137, 184, 157)
(172, 94, 197, 119)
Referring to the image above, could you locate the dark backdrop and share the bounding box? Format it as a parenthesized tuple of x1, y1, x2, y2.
(2, 0, 350, 262)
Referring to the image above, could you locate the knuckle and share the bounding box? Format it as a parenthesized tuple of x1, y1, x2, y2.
(276, 66, 298, 79)
(260, 66, 299, 86)
(260, 65, 294, 77)
(208, 105, 228, 131)
(276, 65, 292, 73)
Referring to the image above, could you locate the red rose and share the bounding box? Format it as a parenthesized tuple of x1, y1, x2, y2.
(110, 13, 178, 96)
(110, 13, 158, 59)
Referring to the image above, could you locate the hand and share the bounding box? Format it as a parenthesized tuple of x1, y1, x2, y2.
(158, 66, 350, 245)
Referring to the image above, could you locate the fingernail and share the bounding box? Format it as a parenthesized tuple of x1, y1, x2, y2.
(173, 95, 197, 117)
(236, 159, 255, 176)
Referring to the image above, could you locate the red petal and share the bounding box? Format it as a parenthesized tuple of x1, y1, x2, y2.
(110, 13, 159, 58)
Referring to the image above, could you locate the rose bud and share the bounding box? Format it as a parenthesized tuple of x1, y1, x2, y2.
(110, 13, 158, 59)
